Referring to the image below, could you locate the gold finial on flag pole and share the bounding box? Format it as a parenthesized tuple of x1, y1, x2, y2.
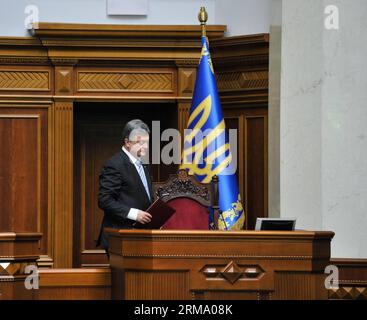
(198, 7, 208, 37)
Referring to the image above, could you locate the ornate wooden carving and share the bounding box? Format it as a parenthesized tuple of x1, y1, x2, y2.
(178, 68, 196, 96)
(0, 57, 49, 65)
(201, 261, 264, 284)
(50, 58, 78, 66)
(328, 259, 367, 300)
(77, 71, 174, 93)
(0, 262, 37, 277)
(55, 67, 73, 95)
(216, 70, 268, 91)
(329, 283, 367, 300)
(0, 70, 49, 91)
(175, 59, 200, 67)
(154, 169, 211, 206)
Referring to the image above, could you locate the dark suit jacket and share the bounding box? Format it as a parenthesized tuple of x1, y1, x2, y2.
(97, 150, 154, 251)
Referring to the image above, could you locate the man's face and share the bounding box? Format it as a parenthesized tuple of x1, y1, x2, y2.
(125, 133, 150, 159)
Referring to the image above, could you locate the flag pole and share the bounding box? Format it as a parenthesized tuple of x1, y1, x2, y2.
(198, 7, 208, 37)
(199, 7, 224, 230)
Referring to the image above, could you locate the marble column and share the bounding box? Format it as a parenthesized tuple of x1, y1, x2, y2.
(268, 0, 282, 218)
(269, 0, 367, 258)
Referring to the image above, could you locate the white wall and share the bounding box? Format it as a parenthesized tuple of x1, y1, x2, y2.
(0, 0, 215, 36)
(0, 0, 270, 37)
(215, 0, 271, 36)
(278, 0, 367, 258)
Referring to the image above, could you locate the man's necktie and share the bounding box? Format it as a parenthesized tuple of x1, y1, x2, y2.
(136, 160, 151, 201)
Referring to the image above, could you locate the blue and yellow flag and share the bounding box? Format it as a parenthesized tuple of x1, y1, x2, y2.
(180, 36, 245, 230)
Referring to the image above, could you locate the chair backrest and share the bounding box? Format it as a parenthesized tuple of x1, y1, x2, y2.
(153, 170, 219, 230)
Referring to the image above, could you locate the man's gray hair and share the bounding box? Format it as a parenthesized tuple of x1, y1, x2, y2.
(122, 119, 150, 142)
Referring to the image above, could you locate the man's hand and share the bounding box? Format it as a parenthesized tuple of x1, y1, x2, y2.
(136, 210, 152, 224)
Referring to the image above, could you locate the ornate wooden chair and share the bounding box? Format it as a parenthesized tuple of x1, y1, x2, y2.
(153, 169, 219, 230)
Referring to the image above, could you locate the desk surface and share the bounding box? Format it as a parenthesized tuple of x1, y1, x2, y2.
(106, 228, 335, 240)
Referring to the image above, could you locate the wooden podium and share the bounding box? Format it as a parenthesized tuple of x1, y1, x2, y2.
(107, 229, 334, 300)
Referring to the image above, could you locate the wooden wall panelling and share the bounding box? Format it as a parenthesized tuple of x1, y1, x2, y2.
(54, 62, 76, 268)
(176, 61, 197, 148)
(124, 271, 190, 300)
(0, 25, 270, 270)
(211, 34, 269, 229)
(153, 104, 179, 183)
(36, 268, 111, 300)
(244, 113, 268, 230)
(273, 272, 328, 300)
(222, 115, 244, 214)
(53, 101, 73, 268)
(32, 24, 226, 65)
(0, 101, 53, 266)
(0, 232, 42, 300)
(0, 113, 41, 232)
(211, 35, 269, 108)
(44, 99, 54, 268)
(178, 102, 191, 146)
(75, 119, 122, 267)
(222, 108, 268, 230)
(0, 37, 48, 66)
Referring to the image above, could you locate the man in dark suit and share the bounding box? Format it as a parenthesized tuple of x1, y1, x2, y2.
(97, 119, 154, 254)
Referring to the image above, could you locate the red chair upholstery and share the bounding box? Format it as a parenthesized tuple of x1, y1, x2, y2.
(153, 170, 219, 230)
(162, 197, 209, 230)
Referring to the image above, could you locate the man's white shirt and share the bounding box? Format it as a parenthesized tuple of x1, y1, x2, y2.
(122, 146, 149, 221)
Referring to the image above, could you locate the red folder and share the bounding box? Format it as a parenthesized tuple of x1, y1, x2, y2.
(134, 198, 176, 229)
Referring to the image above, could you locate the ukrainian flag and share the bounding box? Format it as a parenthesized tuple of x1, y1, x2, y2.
(180, 36, 245, 230)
